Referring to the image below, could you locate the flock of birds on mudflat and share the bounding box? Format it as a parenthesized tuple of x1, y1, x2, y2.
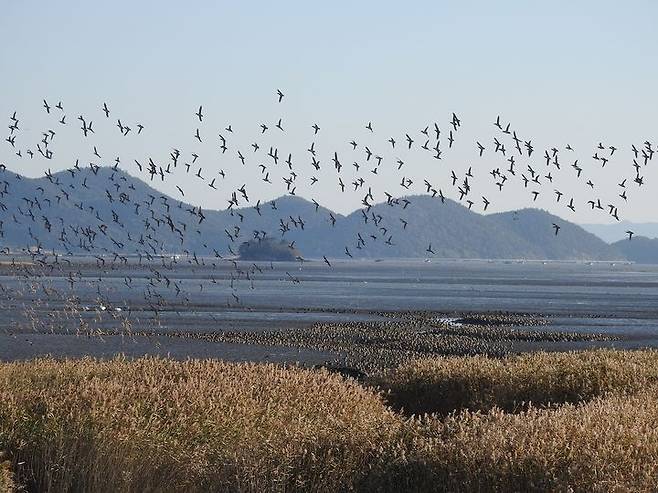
(0, 90, 654, 341)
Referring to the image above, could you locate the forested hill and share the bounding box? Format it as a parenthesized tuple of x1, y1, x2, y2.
(612, 237, 658, 264)
(0, 167, 627, 261)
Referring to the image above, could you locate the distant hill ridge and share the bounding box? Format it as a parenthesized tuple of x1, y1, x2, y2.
(612, 236, 658, 264)
(0, 166, 654, 262)
(580, 222, 658, 243)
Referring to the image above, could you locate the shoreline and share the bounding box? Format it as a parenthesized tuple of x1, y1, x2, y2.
(1, 308, 638, 373)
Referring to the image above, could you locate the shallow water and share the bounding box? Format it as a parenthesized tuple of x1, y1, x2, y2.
(1, 258, 658, 361)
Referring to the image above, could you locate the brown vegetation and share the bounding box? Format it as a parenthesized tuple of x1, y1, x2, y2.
(1, 350, 658, 492)
(379, 349, 658, 415)
(392, 389, 658, 491)
(0, 357, 401, 492)
(0, 453, 14, 493)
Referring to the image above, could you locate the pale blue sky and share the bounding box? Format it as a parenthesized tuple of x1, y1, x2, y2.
(1, 1, 657, 222)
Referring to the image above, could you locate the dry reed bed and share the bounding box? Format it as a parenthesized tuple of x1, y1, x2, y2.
(396, 389, 658, 492)
(0, 453, 13, 493)
(0, 357, 402, 492)
(379, 349, 658, 415)
(1, 351, 658, 491)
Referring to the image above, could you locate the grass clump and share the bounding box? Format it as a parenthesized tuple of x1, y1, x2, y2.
(379, 349, 658, 415)
(0, 453, 15, 493)
(0, 357, 402, 492)
(398, 388, 658, 492)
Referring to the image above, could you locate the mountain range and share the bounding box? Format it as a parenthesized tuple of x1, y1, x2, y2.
(0, 166, 655, 263)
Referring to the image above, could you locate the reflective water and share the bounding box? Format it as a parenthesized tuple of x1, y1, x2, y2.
(1, 258, 657, 360)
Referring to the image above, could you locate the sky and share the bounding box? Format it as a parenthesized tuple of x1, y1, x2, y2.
(1, 1, 657, 223)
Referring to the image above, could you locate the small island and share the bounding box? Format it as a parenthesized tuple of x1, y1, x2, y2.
(238, 238, 301, 261)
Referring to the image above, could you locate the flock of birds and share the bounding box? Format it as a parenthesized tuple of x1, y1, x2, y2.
(0, 90, 654, 339)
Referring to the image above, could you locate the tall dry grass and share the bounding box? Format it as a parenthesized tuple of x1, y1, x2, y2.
(368, 349, 658, 492)
(0, 453, 14, 493)
(0, 357, 402, 492)
(381, 389, 658, 492)
(2, 351, 658, 491)
(379, 349, 658, 415)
